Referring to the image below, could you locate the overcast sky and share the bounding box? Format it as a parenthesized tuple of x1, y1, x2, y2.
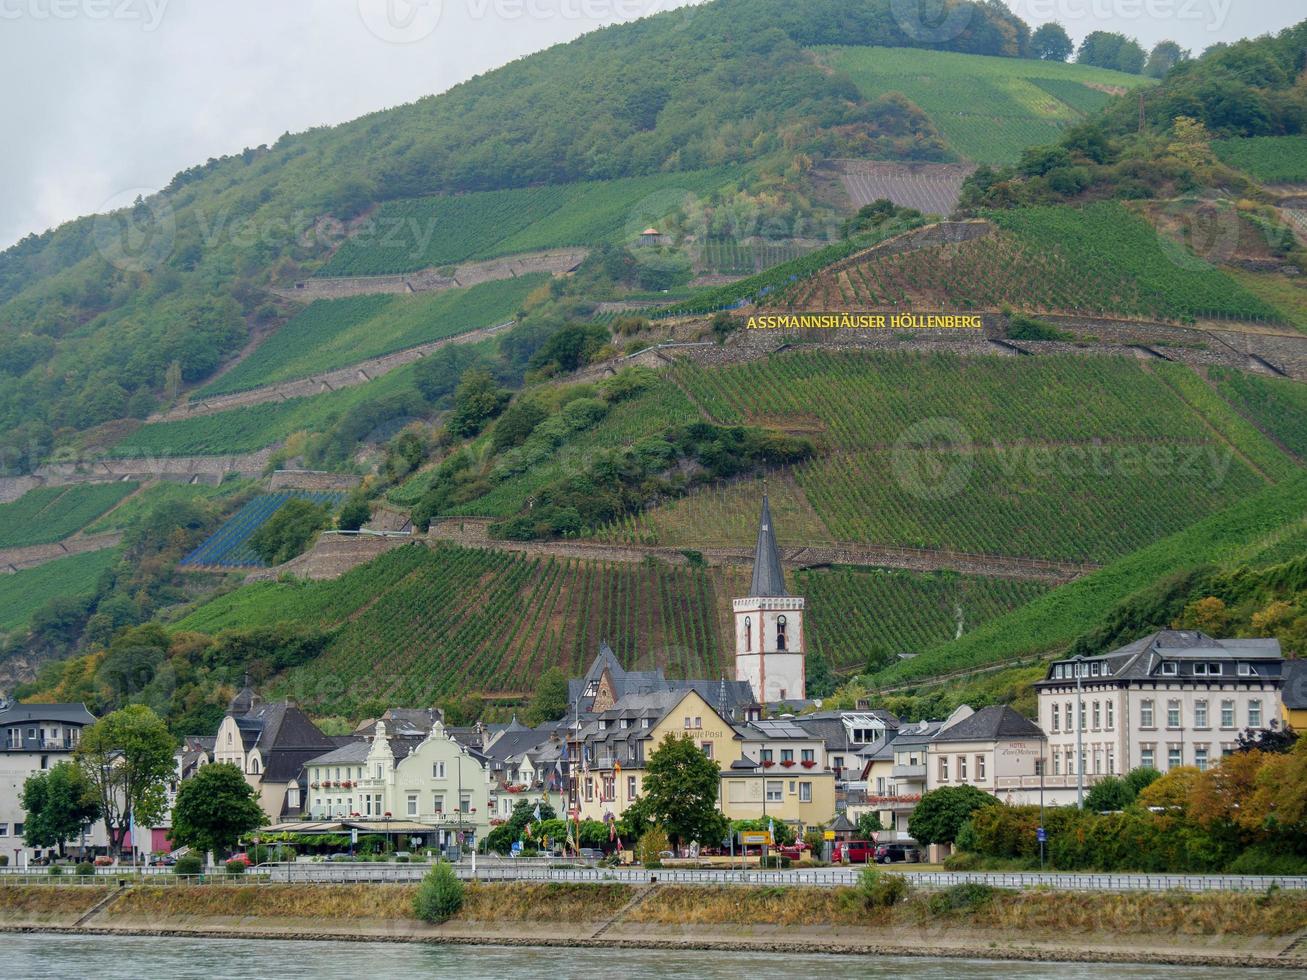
(0, 0, 1300, 249)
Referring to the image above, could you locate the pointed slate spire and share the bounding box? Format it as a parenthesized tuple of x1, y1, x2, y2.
(749, 491, 788, 597)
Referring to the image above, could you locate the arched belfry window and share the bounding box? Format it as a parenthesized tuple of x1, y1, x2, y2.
(744, 616, 752, 652)
(776, 615, 788, 651)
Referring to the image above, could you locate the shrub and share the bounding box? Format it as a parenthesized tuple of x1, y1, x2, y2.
(637, 826, 670, 868)
(855, 867, 910, 908)
(225, 859, 247, 875)
(75, 862, 96, 877)
(413, 861, 465, 923)
(174, 855, 203, 875)
(0, 855, 8, 866)
(48, 865, 64, 876)
(395, 855, 410, 864)
(927, 882, 997, 915)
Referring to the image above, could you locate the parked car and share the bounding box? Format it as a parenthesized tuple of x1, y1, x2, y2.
(227, 853, 253, 867)
(577, 848, 605, 861)
(833, 840, 875, 864)
(875, 843, 920, 864)
(777, 841, 810, 861)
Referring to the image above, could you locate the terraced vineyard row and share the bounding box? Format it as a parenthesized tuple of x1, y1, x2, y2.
(0, 483, 137, 549)
(177, 543, 728, 713)
(0, 548, 122, 632)
(786, 204, 1283, 323)
(180, 491, 346, 568)
(661, 351, 1300, 562)
(1209, 367, 1307, 460)
(796, 567, 1048, 673)
(840, 169, 968, 215)
(1213, 136, 1307, 185)
(316, 167, 743, 277)
(201, 276, 540, 396)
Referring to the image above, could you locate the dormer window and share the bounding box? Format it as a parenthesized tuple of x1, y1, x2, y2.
(1238, 663, 1256, 677)
(776, 615, 787, 651)
(1161, 662, 1178, 676)
(584, 681, 598, 697)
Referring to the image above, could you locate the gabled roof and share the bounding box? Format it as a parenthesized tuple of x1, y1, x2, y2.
(1041, 631, 1284, 685)
(933, 705, 1044, 743)
(567, 643, 757, 718)
(0, 703, 95, 726)
(748, 493, 787, 597)
(235, 700, 337, 782)
(1282, 659, 1307, 710)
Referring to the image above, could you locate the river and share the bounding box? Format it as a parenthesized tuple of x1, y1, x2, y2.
(3, 935, 1293, 978)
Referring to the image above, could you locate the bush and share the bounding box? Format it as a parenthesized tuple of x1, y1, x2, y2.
(0, 855, 8, 866)
(225, 859, 247, 875)
(927, 882, 997, 915)
(75, 862, 96, 877)
(413, 861, 465, 923)
(637, 826, 670, 868)
(395, 855, 410, 864)
(855, 867, 910, 908)
(174, 855, 203, 875)
(48, 865, 65, 877)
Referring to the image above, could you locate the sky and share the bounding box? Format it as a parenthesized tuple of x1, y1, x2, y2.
(0, 0, 1300, 249)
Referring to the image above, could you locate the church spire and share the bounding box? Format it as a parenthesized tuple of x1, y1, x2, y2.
(749, 491, 788, 597)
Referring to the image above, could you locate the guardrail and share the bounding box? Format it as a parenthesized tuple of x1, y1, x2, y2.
(5, 865, 1306, 894)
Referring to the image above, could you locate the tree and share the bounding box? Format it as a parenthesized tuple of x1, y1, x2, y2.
(805, 652, 837, 699)
(524, 668, 568, 725)
(1236, 720, 1298, 755)
(248, 498, 331, 565)
(1146, 40, 1188, 78)
(169, 763, 265, 857)
(1077, 31, 1147, 74)
(1123, 766, 1162, 797)
(1083, 775, 1133, 812)
(446, 368, 510, 438)
(908, 785, 996, 849)
(483, 797, 556, 854)
(413, 861, 464, 922)
(336, 496, 371, 532)
(1031, 23, 1073, 62)
(1137, 766, 1200, 813)
(856, 811, 883, 839)
(20, 762, 102, 856)
(641, 733, 728, 849)
(74, 705, 177, 853)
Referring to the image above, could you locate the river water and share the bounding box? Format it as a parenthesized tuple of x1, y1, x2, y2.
(4, 935, 1292, 979)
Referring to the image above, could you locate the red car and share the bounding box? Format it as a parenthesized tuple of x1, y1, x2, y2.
(777, 841, 810, 861)
(833, 840, 875, 864)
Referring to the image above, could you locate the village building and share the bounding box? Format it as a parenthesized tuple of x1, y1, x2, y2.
(720, 717, 836, 829)
(0, 703, 105, 864)
(1282, 659, 1307, 731)
(213, 685, 338, 822)
(1036, 631, 1285, 803)
(926, 704, 1047, 804)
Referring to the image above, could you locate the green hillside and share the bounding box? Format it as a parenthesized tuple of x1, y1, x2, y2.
(317, 169, 745, 278)
(1213, 136, 1307, 184)
(0, 548, 122, 633)
(200, 276, 543, 396)
(0, 484, 137, 548)
(821, 46, 1150, 165)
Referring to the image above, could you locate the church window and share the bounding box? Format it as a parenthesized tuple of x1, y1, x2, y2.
(776, 615, 787, 651)
(744, 617, 751, 652)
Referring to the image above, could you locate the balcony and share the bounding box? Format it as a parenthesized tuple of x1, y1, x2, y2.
(891, 764, 926, 780)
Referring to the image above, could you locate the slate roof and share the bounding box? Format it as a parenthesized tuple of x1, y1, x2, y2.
(1282, 659, 1307, 710)
(0, 703, 96, 726)
(748, 493, 788, 597)
(933, 705, 1045, 743)
(566, 643, 756, 719)
(1040, 631, 1284, 686)
(355, 708, 442, 739)
(233, 699, 337, 782)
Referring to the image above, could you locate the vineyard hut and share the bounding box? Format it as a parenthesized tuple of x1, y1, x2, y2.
(639, 227, 665, 246)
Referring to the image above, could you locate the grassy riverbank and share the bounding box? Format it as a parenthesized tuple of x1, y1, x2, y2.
(2, 881, 1304, 968)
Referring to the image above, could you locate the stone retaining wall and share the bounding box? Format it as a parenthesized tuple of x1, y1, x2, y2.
(273, 248, 588, 301)
(0, 476, 42, 504)
(266, 470, 362, 492)
(33, 449, 274, 487)
(243, 532, 416, 581)
(0, 532, 123, 574)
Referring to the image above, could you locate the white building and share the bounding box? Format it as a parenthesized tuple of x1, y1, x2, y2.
(927, 704, 1047, 805)
(0, 703, 106, 864)
(734, 493, 806, 704)
(1035, 631, 1284, 803)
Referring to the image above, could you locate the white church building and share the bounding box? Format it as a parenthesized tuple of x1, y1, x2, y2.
(734, 494, 806, 704)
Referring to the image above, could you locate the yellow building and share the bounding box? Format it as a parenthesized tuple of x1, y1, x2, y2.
(1283, 660, 1306, 731)
(719, 763, 836, 830)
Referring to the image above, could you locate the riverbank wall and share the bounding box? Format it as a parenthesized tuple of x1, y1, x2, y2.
(2, 881, 1304, 969)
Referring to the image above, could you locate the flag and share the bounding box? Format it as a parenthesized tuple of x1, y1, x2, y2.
(533, 802, 542, 822)
(609, 820, 616, 841)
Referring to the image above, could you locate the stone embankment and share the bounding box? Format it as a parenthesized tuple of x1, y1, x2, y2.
(28, 450, 276, 488)
(151, 320, 516, 423)
(272, 248, 588, 301)
(0, 531, 123, 574)
(427, 518, 1091, 583)
(242, 532, 416, 582)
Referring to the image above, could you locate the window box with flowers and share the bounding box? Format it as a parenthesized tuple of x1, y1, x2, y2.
(761, 760, 775, 768)
(341, 780, 352, 789)
(780, 760, 796, 768)
(800, 760, 817, 769)
(311, 782, 320, 789)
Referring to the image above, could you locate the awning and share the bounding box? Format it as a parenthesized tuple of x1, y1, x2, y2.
(260, 820, 441, 834)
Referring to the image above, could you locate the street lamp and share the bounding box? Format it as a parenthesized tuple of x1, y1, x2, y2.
(1074, 655, 1086, 808)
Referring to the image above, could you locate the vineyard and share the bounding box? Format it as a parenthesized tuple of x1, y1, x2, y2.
(0, 483, 137, 548)
(201, 277, 542, 396)
(821, 46, 1150, 165)
(870, 471, 1307, 687)
(784, 203, 1285, 323)
(644, 351, 1299, 563)
(109, 362, 420, 457)
(839, 164, 972, 215)
(315, 168, 744, 278)
(85, 480, 251, 533)
(0, 548, 121, 633)
(796, 567, 1047, 673)
(179, 491, 346, 568)
(172, 540, 1050, 708)
(695, 240, 815, 276)
(1213, 136, 1307, 185)
(1207, 367, 1307, 461)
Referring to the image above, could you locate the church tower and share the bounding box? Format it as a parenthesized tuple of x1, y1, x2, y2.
(734, 492, 805, 704)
